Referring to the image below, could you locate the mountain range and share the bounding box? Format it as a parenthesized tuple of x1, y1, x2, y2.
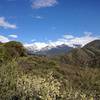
(25, 43, 81, 56)
(25, 39, 100, 67)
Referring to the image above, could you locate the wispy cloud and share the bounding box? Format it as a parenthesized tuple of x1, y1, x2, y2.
(63, 34, 74, 39)
(49, 32, 99, 47)
(31, 39, 36, 42)
(24, 32, 100, 50)
(0, 35, 9, 43)
(33, 15, 44, 19)
(0, 34, 18, 43)
(32, 0, 58, 9)
(8, 34, 18, 38)
(0, 17, 17, 29)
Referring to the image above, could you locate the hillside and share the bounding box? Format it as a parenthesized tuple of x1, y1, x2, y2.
(57, 40, 100, 67)
(0, 40, 100, 100)
(0, 41, 26, 64)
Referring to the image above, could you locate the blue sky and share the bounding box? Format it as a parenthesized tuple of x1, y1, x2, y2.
(0, 0, 100, 48)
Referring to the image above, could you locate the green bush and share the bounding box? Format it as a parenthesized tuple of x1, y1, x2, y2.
(0, 41, 27, 63)
(0, 57, 100, 100)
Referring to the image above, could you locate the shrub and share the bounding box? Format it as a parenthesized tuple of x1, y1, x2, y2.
(0, 41, 27, 62)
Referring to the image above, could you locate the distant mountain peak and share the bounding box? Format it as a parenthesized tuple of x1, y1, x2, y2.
(25, 40, 100, 55)
(25, 43, 73, 56)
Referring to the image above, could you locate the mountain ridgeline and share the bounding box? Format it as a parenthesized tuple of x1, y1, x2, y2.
(26, 40, 100, 68)
(26, 44, 73, 56)
(36, 44, 73, 56)
(57, 40, 100, 67)
(0, 40, 100, 99)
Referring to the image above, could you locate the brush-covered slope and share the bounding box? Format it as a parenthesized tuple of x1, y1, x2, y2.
(0, 41, 26, 63)
(0, 40, 100, 100)
(58, 40, 100, 67)
(1, 56, 100, 99)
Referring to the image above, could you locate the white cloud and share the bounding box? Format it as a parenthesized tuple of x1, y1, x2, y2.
(24, 32, 100, 50)
(8, 34, 18, 38)
(53, 32, 99, 47)
(0, 35, 9, 43)
(31, 39, 36, 42)
(33, 15, 44, 19)
(63, 34, 74, 39)
(0, 17, 17, 29)
(32, 0, 58, 9)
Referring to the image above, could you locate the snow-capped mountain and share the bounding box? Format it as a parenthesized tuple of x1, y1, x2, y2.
(25, 43, 54, 52)
(24, 44, 40, 53)
(25, 43, 74, 56)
